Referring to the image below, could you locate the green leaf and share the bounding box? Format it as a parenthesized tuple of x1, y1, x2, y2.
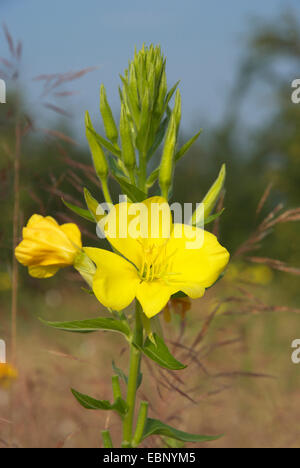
(83, 187, 102, 222)
(71, 388, 128, 416)
(139, 333, 186, 370)
(174, 130, 202, 163)
(142, 418, 222, 443)
(114, 175, 147, 202)
(163, 81, 180, 111)
(112, 361, 143, 389)
(146, 167, 159, 189)
(171, 291, 188, 299)
(147, 116, 170, 160)
(40, 317, 131, 338)
(62, 198, 94, 222)
(203, 208, 225, 225)
(87, 125, 121, 158)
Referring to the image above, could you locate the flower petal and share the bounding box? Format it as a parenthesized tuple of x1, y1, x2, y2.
(100, 196, 172, 269)
(28, 265, 59, 278)
(136, 280, 178, 318)
(60, 223, 82, 249)
(166, 224, 229, 296)
(84, 247, 140, 311)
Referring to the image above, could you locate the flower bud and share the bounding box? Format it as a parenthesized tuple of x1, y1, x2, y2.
(85, 111, 108, 180)
(120, 103, 136, 170)
(159, 114, 176, 198)
(191, 164, 226, 226)
(100, 84, 118, 144)
(15, 215, 82, 278)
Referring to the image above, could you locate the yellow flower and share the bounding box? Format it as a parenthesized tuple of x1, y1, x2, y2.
(85, 197, 229, 318)
(0, 363, 18, 388)
(15, 214, 82, 278)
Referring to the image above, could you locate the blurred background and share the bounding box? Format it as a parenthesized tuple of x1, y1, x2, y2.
(1, 0, 300, 448)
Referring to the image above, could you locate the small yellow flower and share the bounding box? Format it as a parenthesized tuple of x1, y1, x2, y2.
(15, 214, 82, 278)
(85, 197, 229, 318)
(0, 363, 18, 388)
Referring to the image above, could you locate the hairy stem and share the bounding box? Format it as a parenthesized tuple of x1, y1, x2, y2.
(122, 301, 143, 447)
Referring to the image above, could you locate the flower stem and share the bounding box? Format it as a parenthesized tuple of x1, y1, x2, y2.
(102, 430, 113, 448)
(122, 301, 143, 447)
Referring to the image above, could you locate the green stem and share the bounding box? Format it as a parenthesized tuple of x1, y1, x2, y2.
(128, 168, 136, 186)
(132, 401, 148, 447)
(101, 430, 113, 448)
(138, 151, 147, 191)
(122, 301, 143, 447)
(112, 375, 122, 400)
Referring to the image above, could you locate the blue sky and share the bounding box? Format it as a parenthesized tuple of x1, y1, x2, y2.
(0, 0, 299, 139)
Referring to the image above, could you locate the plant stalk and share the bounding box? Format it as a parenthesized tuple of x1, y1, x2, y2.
(122, 301, 143, 447)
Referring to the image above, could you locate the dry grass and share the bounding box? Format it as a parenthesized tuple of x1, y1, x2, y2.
(1, 276, 300, 448)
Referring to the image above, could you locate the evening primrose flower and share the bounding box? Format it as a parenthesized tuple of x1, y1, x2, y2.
(85, 197, 229, 318)
(15, 214, 82, 278)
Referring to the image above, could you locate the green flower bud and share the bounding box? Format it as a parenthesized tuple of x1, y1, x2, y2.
(85, 111, 108, 180)
(100, 84, 118, 144)
(159, 114, 176, 198)
(120, 104, 136, 171)
(191, 164, 226, 226)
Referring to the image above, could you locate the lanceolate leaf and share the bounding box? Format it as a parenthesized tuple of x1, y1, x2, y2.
(175, 130, 202, 163)
(147, 115, 170, 160)
(203, 208, 225, 225)
(146, 167, 159, 189)
(40, 317, 131, 338)
(142, 418, 222, 443)
(87, 125, 122, 158)
(71, 388, 128, 416)
(83, 187, 104, 222)
(114, 175, 147, 202)
(139, 333, 186, 370)
(62, 198, 94, 222)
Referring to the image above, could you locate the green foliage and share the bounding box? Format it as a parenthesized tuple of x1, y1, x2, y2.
(40, 317, 131, 338)
(71, 388, 128, 417)
(139, 333, 186, 370)
(142, 418, 222, 443)
(83, 187, 101, 221)
(62, 198, 94, 222)
(113, 176, 147, 202)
